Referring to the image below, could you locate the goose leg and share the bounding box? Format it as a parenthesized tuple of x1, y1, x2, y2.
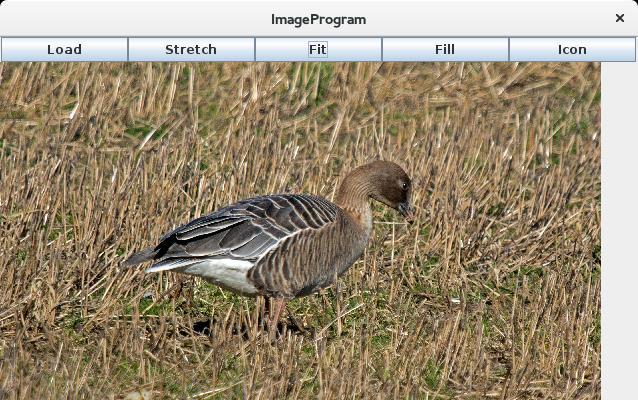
(269, 297, 286, 334)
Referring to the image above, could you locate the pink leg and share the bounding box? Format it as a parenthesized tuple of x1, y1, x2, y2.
(269, 298, 286, 334)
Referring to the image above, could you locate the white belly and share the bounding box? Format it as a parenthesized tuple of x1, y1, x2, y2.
(178, 259, 258, 295)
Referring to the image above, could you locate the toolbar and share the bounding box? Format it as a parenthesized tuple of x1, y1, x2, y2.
(0, 37, 635, 62)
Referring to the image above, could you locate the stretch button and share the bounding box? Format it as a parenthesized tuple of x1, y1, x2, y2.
(129, 38, 254, 61)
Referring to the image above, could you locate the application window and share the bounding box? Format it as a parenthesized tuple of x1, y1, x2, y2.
(0, 1, 634, 399)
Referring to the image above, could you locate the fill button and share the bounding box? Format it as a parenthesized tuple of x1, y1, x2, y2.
(510, 38, 636, 62)
(383, 38, 508, 61)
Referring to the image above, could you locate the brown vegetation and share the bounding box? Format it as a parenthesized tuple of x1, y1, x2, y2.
(0, 62, 600, 398)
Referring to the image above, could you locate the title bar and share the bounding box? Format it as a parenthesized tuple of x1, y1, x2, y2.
(0, 1, 636, 37)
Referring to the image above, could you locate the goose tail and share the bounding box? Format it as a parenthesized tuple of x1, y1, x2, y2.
(121, 248, 158, 268)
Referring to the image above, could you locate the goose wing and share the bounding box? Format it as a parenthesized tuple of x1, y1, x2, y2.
(138, 194, 339, 273)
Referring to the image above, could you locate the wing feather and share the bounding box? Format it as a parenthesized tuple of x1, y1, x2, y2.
(144, 194, 338, 272)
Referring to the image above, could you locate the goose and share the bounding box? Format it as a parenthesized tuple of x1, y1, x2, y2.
(124, 160, 414, 329)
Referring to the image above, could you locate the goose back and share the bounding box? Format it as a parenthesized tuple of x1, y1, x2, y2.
(138, 194, 368, 296)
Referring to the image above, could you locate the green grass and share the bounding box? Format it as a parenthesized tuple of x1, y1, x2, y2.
(125, 122, 168, 141)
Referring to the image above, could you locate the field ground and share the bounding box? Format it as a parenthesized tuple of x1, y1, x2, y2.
(0, 62, 600, 399)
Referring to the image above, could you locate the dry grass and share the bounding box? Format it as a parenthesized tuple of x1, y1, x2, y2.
(0, 62, 600, 399)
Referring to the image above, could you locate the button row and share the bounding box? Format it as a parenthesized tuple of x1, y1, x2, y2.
(0, 37, 635, 62)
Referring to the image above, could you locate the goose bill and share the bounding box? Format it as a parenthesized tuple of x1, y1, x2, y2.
(398, 202, 415, 224)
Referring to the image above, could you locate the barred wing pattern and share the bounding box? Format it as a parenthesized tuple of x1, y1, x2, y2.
(145, 194, 340, 295)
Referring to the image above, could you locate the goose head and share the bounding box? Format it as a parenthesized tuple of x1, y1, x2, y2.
(337, 160, 415, 224)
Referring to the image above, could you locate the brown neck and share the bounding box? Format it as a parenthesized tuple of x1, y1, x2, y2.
(335, 169, 374, 234)
(335, 170, 372, 209)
